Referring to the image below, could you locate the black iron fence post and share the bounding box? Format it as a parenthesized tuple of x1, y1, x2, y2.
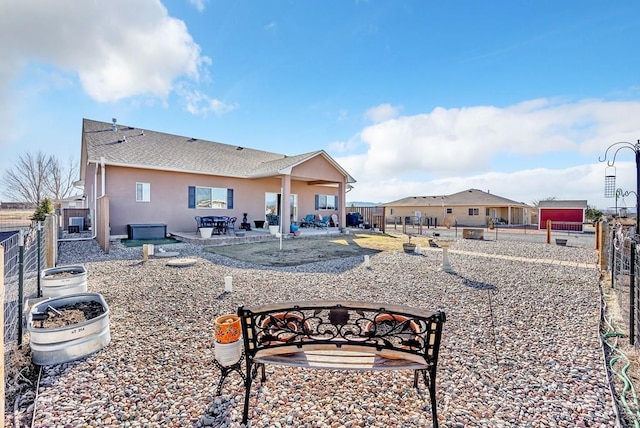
(37, 222, 42, 297)
(18, 230, 24, 348)
(612, 231, 616, 289)
(631, 241, 636, 345)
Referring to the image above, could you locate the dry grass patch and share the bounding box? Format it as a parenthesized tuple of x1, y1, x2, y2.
(203, 233, 424, 266)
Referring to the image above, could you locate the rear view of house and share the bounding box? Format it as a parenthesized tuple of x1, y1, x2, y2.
(78, 119, 355, 248)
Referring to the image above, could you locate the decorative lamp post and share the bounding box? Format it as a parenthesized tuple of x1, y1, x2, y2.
(600, 140, 640, 237)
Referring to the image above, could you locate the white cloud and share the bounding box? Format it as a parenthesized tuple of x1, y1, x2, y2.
(189, 0, 207, 12)
(0, 0, 211, 103)
(177, 85, 238, 116)
(265, 21, 277, 32)
(344, 161, 637, 209)
(363, 103, 401, 123)
(351, 99, 640, 178)
(339, 98, 640, 209)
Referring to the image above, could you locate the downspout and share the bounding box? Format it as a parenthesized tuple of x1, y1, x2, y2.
(58, 159, 101, 242)
(100, 156, 106, 198)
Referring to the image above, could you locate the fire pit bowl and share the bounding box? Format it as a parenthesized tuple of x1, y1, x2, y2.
(28, 292, 110, 365)
(41, 265, 88, 297)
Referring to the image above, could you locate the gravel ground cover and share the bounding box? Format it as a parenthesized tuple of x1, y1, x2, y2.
(28, 236, 614, 427)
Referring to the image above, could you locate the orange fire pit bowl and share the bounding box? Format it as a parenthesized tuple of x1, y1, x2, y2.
(214, 314, 242, 344)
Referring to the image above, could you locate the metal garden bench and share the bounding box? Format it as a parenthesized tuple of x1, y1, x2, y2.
(237, 301, 446, 426)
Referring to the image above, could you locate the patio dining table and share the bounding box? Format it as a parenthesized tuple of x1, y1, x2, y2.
(200, 216, 229, 235)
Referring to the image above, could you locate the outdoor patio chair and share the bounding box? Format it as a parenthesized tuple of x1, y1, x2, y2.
(300, 214, 315, 227)
(330, 214, 339, 228)
(194, 216, 202, 231)
(314, 215, 330, 228)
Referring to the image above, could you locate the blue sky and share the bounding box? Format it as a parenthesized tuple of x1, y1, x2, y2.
(2, 0, 640, 210)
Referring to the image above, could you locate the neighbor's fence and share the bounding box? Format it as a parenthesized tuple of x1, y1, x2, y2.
(383, 216, 588, 241)
(346, 207, 385, 232)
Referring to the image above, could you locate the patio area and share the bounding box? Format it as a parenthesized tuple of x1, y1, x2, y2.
(170, 225, 347, 245)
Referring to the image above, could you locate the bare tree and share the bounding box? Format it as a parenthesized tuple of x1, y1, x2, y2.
(1, 151, 79, 205)
(46, 156, 79, 201)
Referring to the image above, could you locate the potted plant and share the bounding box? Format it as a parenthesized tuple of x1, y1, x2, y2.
(240, 213, 251, 231)
(403, 236, 416, 253)
(41, 265, 88, 297)
(28, 292, 110, 365)
(199, 226, 213, 239)
(214, 314, 242, 366)
(266, 214, 280, 235)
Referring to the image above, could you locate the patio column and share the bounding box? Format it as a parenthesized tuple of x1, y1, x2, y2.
(339, 180, 346, 229)
(281, 175, 291, 234)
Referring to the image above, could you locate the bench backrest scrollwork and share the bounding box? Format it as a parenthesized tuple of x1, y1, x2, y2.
(238, 301, 446, 366)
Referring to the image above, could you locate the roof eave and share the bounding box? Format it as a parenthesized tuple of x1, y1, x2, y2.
(86, 158, 247, 179)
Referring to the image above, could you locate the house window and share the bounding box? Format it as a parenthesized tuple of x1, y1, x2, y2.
(188, 186, 234, 209)
(316, 194, 337, 210)
(446, 208, 453, 214)
(468, 208, 479, 216)
(485, 208, 490, 216)
(136, 183, 150, 202)
(390, 208, 395, 215)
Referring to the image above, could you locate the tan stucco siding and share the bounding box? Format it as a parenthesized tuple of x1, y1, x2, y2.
(291, 156, 344, 182)
(105, 167, 274, 235)
(102, 166, 344, 235)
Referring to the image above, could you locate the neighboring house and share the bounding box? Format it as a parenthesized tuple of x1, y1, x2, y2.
(78, 118, 355, 240)
(384, 189, 535, 227)
(537, 200, 588, 231)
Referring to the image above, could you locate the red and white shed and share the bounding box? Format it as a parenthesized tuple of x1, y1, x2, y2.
(537, 200, 588, 231)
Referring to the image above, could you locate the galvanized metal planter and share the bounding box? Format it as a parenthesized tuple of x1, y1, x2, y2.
(28, 292, 110, 366)
(41, 265, 88, 298)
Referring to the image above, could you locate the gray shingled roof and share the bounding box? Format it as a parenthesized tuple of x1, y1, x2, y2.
(538, 200, 588, 209)
(81, 118, 355, 182)
(385, 189, 530, 207)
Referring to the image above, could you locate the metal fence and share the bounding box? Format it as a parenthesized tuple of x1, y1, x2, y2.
(604, 222, 640, 346)
(2, 224, 45, 354)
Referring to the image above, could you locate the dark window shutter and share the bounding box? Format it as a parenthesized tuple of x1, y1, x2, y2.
(335, 195, 339, 211)
(188, 186, 195, 209)
(315, 194, 319, 210)
(227, 189, 234, 209)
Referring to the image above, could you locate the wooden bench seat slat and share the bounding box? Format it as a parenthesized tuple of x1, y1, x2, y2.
(256, 350, 428, 371)
(255, 344, 429, 366)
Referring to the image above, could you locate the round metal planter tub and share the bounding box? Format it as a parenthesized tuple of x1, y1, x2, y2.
(28, 292, 111, 366)
(41, 265, 88, 298)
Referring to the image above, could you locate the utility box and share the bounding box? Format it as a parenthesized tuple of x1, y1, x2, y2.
(69, 217, 84, 231)
(127, 224, 167, 240)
